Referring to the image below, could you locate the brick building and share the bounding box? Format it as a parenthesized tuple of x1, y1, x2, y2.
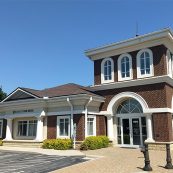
(0, 28, 173, 148)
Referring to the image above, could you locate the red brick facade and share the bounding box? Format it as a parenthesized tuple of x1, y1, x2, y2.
(152, 113, 173, 142)
(73, 114, 85, 141)
(96, 115, 107, 136)
(94, 45, 168, 85)
(95, 83, 173, 111)
(47, 114, 107, 141)
(47, 116, 57, 139)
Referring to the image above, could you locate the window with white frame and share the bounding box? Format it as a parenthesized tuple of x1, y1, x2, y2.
(137, 49, 154, 78)
(101, 58, 114, 83)
(57, 116, 70, 138)
(118, 53, 133, 81)
(167, 50, 173, 77)
(87, 115, 96, 136)
(17, 120, 37, 137)
(0, 120, 3, 138)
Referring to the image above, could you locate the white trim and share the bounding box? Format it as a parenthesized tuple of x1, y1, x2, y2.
(118, 53, 133, 81)
(85, 28, 173, 60)
(85, 97, 93, 138)
(86, 115, 96, 137)
(57, 115, 70, 139)
(67, 98, 73, 138)
(2, 88, 39, 103)
(101, 57, 114, 84)
(0, 120, 3, 138)
(166, 49, 173, 77)
(107, 92, 148, 115)
(91, 75, 173, 91)
(137, 48, 154, 78)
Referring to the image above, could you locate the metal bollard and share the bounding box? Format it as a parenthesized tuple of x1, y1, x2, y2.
(165, 144, 173, 169)
(143, 144, 153, 171)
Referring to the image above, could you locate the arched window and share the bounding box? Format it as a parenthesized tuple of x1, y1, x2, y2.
(137, 49, 153, 78)
(101, 58, 114, 83)
(118, 54, 133, 81)
(117, 98, 143, 114)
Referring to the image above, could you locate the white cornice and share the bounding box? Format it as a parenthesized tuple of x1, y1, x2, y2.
(85, 28, 173, 61)
(91, 75, 173, 91)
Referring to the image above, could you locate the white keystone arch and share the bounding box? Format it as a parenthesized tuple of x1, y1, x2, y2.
(107, 92, 149, 115)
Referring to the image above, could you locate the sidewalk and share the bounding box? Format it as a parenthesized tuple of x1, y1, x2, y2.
(0, 146, 84, 156)
(51, 147, 173, 173)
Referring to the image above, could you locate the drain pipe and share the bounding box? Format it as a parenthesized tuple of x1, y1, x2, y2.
(67, 98, 73, 138)
(84, 97, 93, 138)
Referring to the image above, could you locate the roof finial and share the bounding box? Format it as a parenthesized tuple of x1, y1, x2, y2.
(136, 21, 139, 37)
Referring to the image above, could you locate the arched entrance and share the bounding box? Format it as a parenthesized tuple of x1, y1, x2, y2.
(116, 98, 147, 147)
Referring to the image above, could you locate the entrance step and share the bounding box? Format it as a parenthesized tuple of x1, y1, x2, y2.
(2, 140, 42, 148)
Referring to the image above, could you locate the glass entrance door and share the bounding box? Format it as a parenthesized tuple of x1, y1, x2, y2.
(120, 117, 143, 147)
(132, 118, 141, 145)
(122, 119, 130, 145)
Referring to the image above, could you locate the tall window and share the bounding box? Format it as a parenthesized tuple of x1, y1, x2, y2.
(87, 115, 96, 136)
(0, 120, 3, 138)
(118, 54, 132, 81)
(17, 120, 37, 137)
(57, 116, 70, 138)
(137, 49, 153, 78)
(101, 58, 114, 83)
(167, 50, 173, 77)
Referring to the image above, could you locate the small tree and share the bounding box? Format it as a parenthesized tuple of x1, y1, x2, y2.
(0, 87, 7, 101)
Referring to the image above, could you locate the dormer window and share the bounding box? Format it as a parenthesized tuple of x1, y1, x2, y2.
(118, 53, 133, 81)
(137, 49, 154, 78)
(101, 58, 114, 83)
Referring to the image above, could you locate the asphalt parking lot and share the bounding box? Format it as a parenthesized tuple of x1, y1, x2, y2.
(0, 150, 88, 173)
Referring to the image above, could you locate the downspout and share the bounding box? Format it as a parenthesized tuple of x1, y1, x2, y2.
(67, 98, 73, 138)
(84, 97, 93, 138)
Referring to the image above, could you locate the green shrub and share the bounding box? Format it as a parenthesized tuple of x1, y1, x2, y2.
(80, 136, 109, 150)
(0, 140, 3, 146)
(42, 139, 72, 150)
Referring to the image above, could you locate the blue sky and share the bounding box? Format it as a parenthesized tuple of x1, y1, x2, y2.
(0, 0, 173, 94)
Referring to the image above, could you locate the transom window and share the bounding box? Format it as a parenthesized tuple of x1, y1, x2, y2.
(137, 49, 153, 78)
(118, 54, 132, 81)
(101, 58, 114, 83)
(117, 98, 143, 114)
(17, 120, 37, 137)
(57, 116, 70, 138)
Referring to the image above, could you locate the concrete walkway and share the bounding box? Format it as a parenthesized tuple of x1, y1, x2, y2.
(0, 146, 84, 156)
(51, 147, 173, 173)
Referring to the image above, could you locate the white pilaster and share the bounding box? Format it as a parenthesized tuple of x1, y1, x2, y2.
(145, 114, 155, 142)
(4, 118, 13, 141)
(107, 115, 114, 140)
(35, 117, 43, 141)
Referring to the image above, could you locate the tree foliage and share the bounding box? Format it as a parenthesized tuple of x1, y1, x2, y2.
(0, 88, 7, 101)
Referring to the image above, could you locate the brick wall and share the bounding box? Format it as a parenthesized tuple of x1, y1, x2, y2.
(96, 115, 107, 136)
(94, 45, 167, 85)
(73, 114, 85, 141)
(47, 116, 57, 139)
(152, 113, 173, 142)
(96, 83, 172, 111)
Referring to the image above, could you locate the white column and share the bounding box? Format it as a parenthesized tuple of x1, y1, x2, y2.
(4, 118, 13, 141)
(107, 115, 114, 141)
(35, 117, 43, 141)
(145, 114, 155, 142)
